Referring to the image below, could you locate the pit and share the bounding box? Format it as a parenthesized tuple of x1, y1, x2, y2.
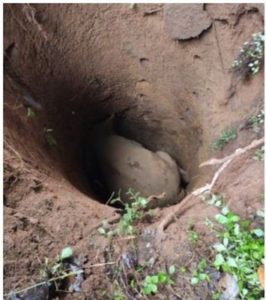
(4, 3, 264, 299)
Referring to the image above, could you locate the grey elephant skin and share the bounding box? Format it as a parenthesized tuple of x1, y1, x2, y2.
(94, 134, 182, 207)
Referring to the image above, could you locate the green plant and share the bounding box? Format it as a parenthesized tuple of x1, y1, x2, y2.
(191, 259, 210, 285)
(44, 128, 57, 146)
(194, 194, 264, 299)
(213, 207, 264, 299)
(248, 109, 264, 133)
(188, 229, 199, 242)
(232, 32, 264, 77)
(27, 107, 36, 118)
(98, 189, 148, 236)
(112, 289, 127, 300)
(142, 270, 175, 295)
(4, 247, 82, 299)
(178, 266, 187, 273)
(253, 146, 264, 161)
(212, 128, 237, 150)
(39, 246, 75, 280)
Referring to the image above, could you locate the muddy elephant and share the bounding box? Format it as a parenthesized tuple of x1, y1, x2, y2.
(90, 132, 184, 207)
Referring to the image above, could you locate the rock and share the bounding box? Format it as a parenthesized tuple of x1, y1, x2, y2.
(218, 273, 239, 300)
(164, 4, 212, 40)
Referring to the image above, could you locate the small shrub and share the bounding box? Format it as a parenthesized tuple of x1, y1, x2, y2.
(212, 128, 237, 150)
(232, 32, 264, 78)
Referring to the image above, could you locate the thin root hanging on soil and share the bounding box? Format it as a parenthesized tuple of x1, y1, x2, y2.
(155, 137, 264, 243)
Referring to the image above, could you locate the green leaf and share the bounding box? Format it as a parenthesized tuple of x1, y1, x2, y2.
(213, 243, 227, 252)
(150, 284, 158, 293)
(143, 281, 158, 295)
(27, 107, 36, 118)
(158, 272, 167, 283)
(252, 228, 264, 237)
(60, 246, 73, 260)
(191, 277, 199, 285)
(215, 214, 228, 224)
(223, 237, 229, 247)
(221, 207, 229, 215)
(230, 215, 240, 223)
(214, 253, 225, 268)
(234, 224, 240, 236)
(227, 257, 237, 268)
(198, 273, 209, 281)
(138, 197, 147, 207)
(150, 276, 159, 284)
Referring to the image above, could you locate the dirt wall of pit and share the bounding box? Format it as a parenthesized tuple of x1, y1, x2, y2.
(4, 4, 264, 193)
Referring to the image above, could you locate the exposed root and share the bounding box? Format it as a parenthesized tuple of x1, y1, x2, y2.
(200, 137, 264, 167)
(157, 196, 192, 233)
(155, 138, 264, 243)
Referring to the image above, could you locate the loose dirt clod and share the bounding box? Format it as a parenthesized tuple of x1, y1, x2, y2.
(164, 4, 212, 40)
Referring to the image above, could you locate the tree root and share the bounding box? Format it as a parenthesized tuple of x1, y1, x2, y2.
(155, 137, 264, 244)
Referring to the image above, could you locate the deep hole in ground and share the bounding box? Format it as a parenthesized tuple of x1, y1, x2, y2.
(3, 3, 264, 299)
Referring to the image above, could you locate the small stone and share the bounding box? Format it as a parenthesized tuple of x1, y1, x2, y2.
(164, 4, 212, 40)
(218, 273, 239, 300)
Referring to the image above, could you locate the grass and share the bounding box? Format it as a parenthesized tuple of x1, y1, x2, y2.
(212, 128, 237, 150)
(192, 194, 264, 299)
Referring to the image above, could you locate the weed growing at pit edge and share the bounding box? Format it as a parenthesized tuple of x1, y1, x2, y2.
(188, 227, 200, 243)
(192, 194, 264, 299)
(26, 107, 36, 118)
(5, 247, 82, 299)
(191, 259, 210, 285)
(213, 209, 264, 299)
(248, 109, 264, 133)
(98, 189, 148, 236)
(44, 128, 57, 147)
(138, 266, 176, 296)
(253, 146, 264, 161)
(232, 32, 264, 78)
(212, 128, 237, 151)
